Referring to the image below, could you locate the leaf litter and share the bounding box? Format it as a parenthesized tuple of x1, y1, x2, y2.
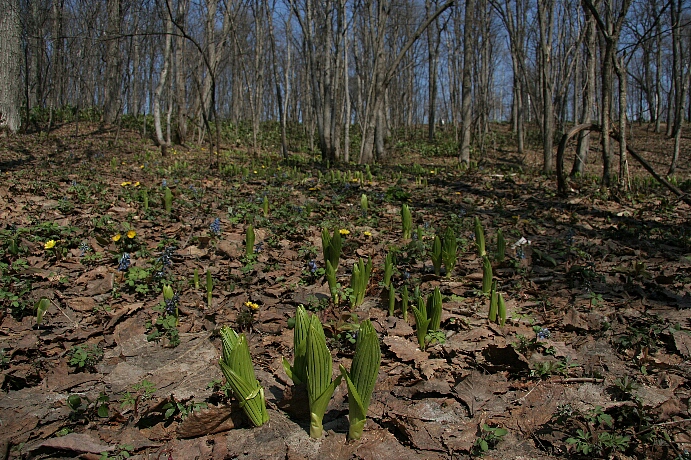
(0, 123, 689, 459)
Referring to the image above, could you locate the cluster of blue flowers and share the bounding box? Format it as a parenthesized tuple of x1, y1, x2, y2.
(118, 253, 131, 271)
(78, 241, 90, 256)
(536, 327, 551, 340)
(254, 242, 264, 253)
(307, 260, 318, 273)
(164, 293, 180, 315)
(155, 246, 175, 279)
(209, 218, 222, 236)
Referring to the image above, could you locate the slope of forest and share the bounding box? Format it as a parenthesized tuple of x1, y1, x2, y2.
(0, 123, 690, 460)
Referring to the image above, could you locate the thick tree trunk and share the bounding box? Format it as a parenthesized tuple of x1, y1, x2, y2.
(0, 0, 21, 132)
(154, 15, 173, 151)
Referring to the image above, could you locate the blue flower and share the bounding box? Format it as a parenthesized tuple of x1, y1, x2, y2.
(164, 293, 180, 315)
(118, 253, 131, 271)
(78, 241, 90, 256)
(209, 218, 221, 236)
(161, 179, 167, 188)
(536, 327, 551, 340)
(308, 260, 318, 273)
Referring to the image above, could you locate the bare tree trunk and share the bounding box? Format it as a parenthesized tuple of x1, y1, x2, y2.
(426, 0, 441, 142)
(175, 0, 188, 144)
(458, 0, 475, 165)
(267, 1, 288, 159)
(538, 0, 554, 173)
(154, 13, 173, 152)
(572, 7, 596, 176)
(614, 53, 628, 188)
(0, 0, 20, 132)
(103, 0, 121, 124)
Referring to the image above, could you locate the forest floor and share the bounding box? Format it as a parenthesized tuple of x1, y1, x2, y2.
(0, 122, 690, 460)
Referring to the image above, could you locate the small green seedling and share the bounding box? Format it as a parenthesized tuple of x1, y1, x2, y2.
(35, 297, 50, 326)
(164, 187, 173, 214)
(262, 196, 269, 218)
(388, 285, 396, 317)
(360, 193, 368, 217)
(431, 235, 442, 276)
(473, 424, 508, 456)
(412, 297, 431, 350)
(325, 260, 339, 304)
(442, 227, 457, 277)
(482, 256, 493, 294)
(350, 257, 372, 308)
(321, 228, 342, 271)
(382, 251, 394, 288)
(218, 326, 269, 427)
(401, 204, 412, 239)
(475, 216, 486, 257)
(488, 280, 498, 323)
(245, 224, 255, 258)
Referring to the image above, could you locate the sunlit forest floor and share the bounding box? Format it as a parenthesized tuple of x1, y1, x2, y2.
(0, 121, 690, 459)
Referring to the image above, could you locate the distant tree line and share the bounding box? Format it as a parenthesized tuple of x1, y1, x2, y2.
(0, 0, 689, 178)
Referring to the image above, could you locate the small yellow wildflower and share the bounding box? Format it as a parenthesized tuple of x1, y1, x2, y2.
(244, 301, 260, 311)
(44, 240, 56, 250)
(140, 165, 145, 169)
(430, 170, 436, 174)
(112, 234, 122, 242)
(133, 181, 140, 187)
(339, 229, 350, 236)
(121, 181, 132, 187)
(127, 230, 137, 239)
(253, 170, 258, 174)
(363, 231, 372, 237)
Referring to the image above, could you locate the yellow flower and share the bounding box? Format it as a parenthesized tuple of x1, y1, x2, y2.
(244, 301, 260, 311)
(430, 170, 436, 174)
(339, 229, 350, 236)
(133, 181, 140, 187)
(127, 230, 137, 239)
(44, 240, 56, 250)
(253, 170, 258, 174)
(112, 234, 122, 242)
(121, 181, 131, 187)
(140, 165, 145, 169)
(363, 231, 372, 237)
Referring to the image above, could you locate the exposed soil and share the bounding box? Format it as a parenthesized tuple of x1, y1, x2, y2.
(0, 123, 690, 460)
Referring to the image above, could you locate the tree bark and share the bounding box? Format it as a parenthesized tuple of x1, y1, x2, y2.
(0, 0, 21, 132)
(103, 0, 121, 124)
(458, 0, 475, 165)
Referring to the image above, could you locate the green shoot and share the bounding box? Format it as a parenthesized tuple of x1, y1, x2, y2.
(350, 257, 372, 308)
(401, 285, 409, 322)
(401, 204, 412, 239)
(218, 327, 269, 427)
(305, 315, 342, 438)
(340, 320, 381, 440)
(431, 235, 442, 276)
(388, 285, 396, 317)
(475, 216, 486, 257)
(488, 280, 498, 323)
(321, 228, 342, 271)
(164, 187, 173, 214)
(427, 287, 442, 331)
(442, 227, 457, 277)
(245, 224, 255, 258)
(325, 260, 339, 304)
(382, 251, 394, 288)
(412, 297, 431, 350)
(482, 256, 493, 294)
(282, 305, 310, 385)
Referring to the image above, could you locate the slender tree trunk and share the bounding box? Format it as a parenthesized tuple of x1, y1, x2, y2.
(458, 0, 475, 164)
(103, 0, 121, 124)
(154, 14, 173, 152)
(0, 0, 20, 132)
(572, 7, 596, 176)
(175, 0, 188, 144)
(615, 54, 628, 188)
